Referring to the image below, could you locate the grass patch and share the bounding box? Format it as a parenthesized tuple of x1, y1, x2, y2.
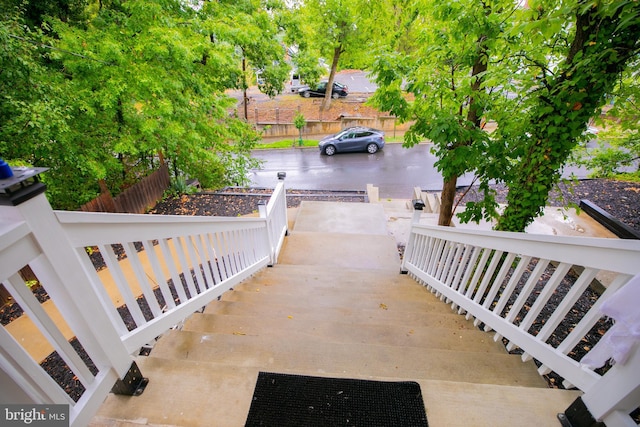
(256, 139, 318, 149)
(611, 172, 640, 183)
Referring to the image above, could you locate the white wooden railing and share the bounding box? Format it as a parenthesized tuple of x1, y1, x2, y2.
(402, 218, 640, 427)
(0, 180, 288, 427)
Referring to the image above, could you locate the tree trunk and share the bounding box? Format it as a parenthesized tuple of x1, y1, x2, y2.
(438, 176, 458, 225)
(438, 36, 488, 226)
(242, 56, 249, 121)
(321, 45, 342, 112)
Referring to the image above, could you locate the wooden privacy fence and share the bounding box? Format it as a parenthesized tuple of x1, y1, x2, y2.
(81, 164, 170, 214)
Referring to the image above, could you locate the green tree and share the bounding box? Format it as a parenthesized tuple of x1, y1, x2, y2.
(0, 8, 87, 208)
(43, 0, 265, 206)
(370, 0, 509, 226)
(495, 0, 640, 231)
(293, 111, 305, 146)
(201, 0, 290, 120)
(576, 71, 640, 180)
(292, 0, 364, 111)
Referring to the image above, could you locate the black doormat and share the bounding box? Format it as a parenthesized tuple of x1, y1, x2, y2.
(244, 372, 429, 426)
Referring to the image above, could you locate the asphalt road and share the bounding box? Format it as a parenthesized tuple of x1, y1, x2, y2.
(250, 143, 448, 198)
(249, 143, 593, 198)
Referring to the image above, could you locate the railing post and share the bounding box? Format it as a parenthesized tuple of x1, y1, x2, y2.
(277, 171, 287, 238)
(560, 343, 640, 427)
(0, 167, 137, 383)
(401, 199, 425, 274)
(258, 200, 273, 265)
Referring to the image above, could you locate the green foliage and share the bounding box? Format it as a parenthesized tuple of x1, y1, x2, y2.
(369, 0, 511, 225)
(495, 0, 640, 232)
(293, 111, 305, 146)
(575, 70, 640, 179)
(1, 1, 283, 209)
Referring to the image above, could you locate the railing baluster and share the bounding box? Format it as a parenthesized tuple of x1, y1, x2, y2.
(124, 242, 163, 318)
(560, 274, 630, 356)
(185, 235, 206, 294)
(493, 255, 532, 317)
(5, 274, 95, 387)
(535, 267, 598, 343)
(158, 238, 189, 304)
(465, 247, 488, 300)
(100, 243, 147, 326)
(0, 325, 74, 404)
(504, 259, 550, 350)
(194, 234, 215, 290)
(173, 236, 199, 298)
(142, 240, 176, 310)
(517, 262, 572, 336)
(205, 233, 224, 284)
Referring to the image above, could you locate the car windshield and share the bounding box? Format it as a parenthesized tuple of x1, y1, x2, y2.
(335, 129, 353, 139)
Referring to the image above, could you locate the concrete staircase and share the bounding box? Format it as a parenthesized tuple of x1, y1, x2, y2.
(91, 202, 581, 427)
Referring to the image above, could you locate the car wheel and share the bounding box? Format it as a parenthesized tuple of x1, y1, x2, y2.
(324, 145, 336, 156)
(366, 143, 379, 154)
(332, 92, 340, 99)
(303, 91, 311, 98)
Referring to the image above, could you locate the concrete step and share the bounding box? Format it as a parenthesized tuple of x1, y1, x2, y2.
(223, 264, 457, 315)
(150, 329, 547, 388)
(204, 299, 476, 330)
(220, 286, 459, 315)
(92, 356, 580, 427)
(183, 312, 507, 354)
(234, 264, 443, 298)
(278, 232, 401, 271)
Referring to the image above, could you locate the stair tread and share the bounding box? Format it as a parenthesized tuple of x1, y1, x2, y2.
(183, 312, 506, 354)
(205, 299, 475, 328)
(92, 357, 579, 427)
(235, 265, 445, 298)
(150, 329, 547, 388)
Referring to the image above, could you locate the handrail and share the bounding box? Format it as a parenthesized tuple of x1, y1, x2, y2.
(55, 210, 272, 354)
(403, 222, 640, 426)
(0, 182, 288, 426)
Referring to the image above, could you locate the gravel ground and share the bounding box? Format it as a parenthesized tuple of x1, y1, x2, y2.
(2, 179, 638, 408)
(458, 179, 640, 233)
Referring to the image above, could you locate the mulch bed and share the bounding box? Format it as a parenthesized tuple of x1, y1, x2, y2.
(457, 179, 640, 232)
(1, 179, 638, 408)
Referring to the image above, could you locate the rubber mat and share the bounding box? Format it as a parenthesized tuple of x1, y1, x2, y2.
(245, 371, 428, 426)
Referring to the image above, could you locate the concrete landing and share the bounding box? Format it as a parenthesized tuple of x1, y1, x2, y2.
(278, 232, 401, 271)
(293, 200, 388, 234)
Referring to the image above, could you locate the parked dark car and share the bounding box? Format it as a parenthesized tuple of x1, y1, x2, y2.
(298, 81, 348, 99)
(318, 127, 385, 156)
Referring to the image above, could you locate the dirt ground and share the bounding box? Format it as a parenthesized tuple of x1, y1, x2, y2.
(244, 92, 387, 123)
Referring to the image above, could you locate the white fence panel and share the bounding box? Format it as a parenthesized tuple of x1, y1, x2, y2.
(403, 223, 640, 426)
(1, 178, 288, 426)
(56, 210, 275, 353)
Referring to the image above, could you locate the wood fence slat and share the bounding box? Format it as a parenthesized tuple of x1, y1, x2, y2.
(80, 164, 170, 214)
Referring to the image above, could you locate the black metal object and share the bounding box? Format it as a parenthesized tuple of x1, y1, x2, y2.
(580, 199, 640, 240)
(111, 361, 149, 396)
(277, 171, 286, 180)
(0, 167, 49, 206)
(412, 199, 425, 210)
(557, 397, 605, 427)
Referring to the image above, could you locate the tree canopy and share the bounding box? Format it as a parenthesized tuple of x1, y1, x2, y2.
(0, 0, 288, 209)
(2, 0, 638, 226)
(370, 0, 640, 231)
